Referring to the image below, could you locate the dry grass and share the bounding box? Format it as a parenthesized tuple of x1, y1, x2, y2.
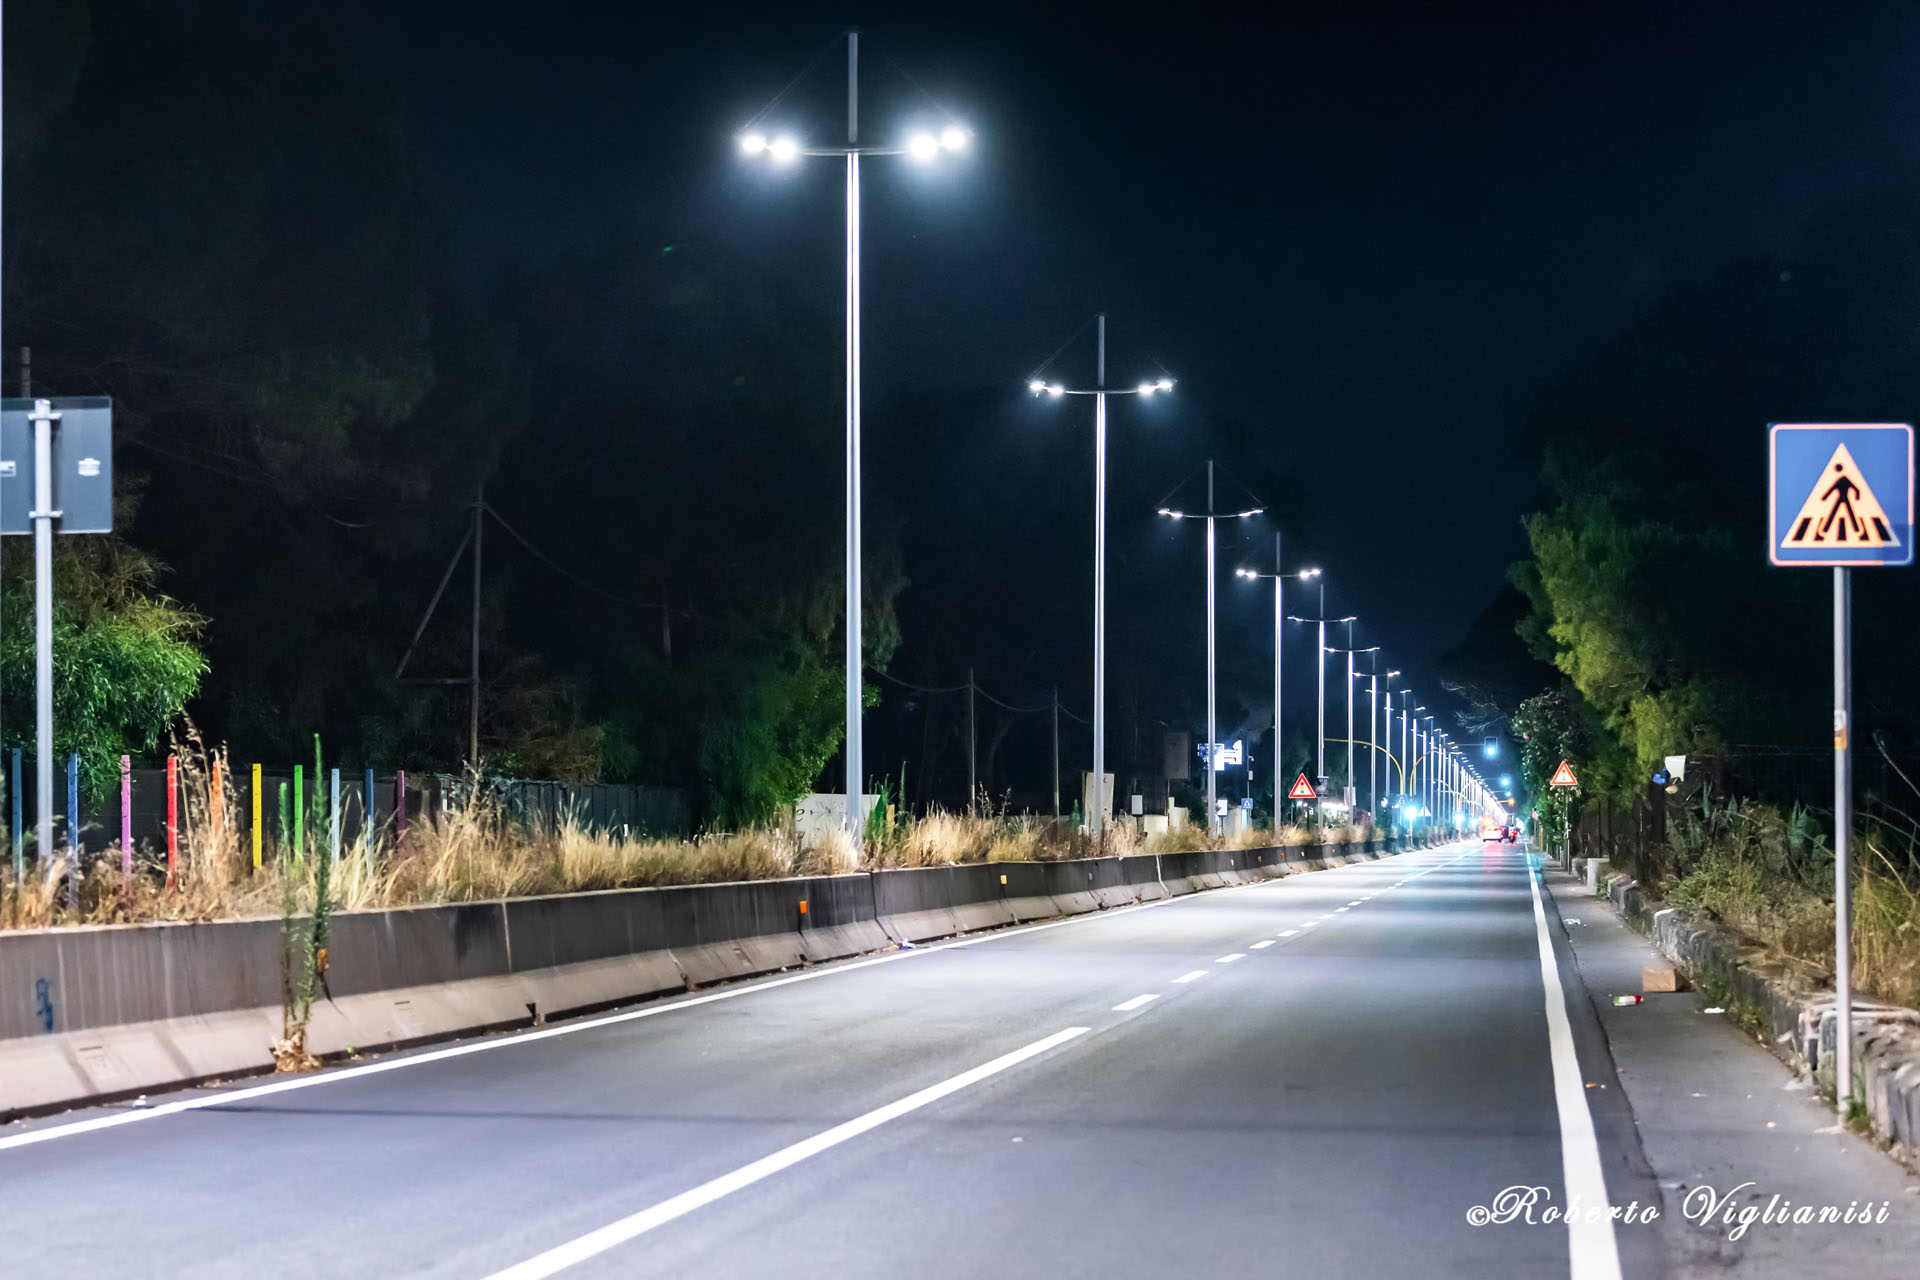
(0, 776, 1336, 931)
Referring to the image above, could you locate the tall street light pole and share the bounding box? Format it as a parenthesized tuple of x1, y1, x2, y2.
(1236, 543, 1317, 829)
(1326, 638, 1376, 817)
(1031, 322, 1172, 841)
(1159, 461, 1262, 837)
(738, 32, 970, 834)
(1287, 587, 1351, 818)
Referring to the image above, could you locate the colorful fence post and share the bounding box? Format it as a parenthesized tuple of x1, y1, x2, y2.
(66, 753, 81, 910)
(120, 755, 132, 878)
(9, 748, 20, 879)
(363, 767, 376, 864)
(293, 765, 304, 863)
(250, 763, 262, 871)
(165, 754, 179, 890)
(395, 769, 407, 853)
(329, 767, 341, 865)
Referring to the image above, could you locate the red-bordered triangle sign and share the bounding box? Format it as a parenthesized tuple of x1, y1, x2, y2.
(1287, 772, 1319, 800)
(1549, 760, 1579, 788)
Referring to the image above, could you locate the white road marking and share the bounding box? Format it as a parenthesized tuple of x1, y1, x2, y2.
(1112, 994, 1159, 1012)
(1527, 857, 1624, 1279)
(1249, 940, 1275, 950)
(482, 1027, 1092, 1279)
(1215, 953, 1246, 963)
(1347, 900, 1362, 906)
(1334, 907, 1350, 913)
(1171, 970, 1209, 984)
(1300, 921, 1320, 929)
(1277, 929, 1299, 937)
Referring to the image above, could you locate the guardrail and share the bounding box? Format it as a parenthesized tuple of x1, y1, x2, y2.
(0, 834, 1426, 1118)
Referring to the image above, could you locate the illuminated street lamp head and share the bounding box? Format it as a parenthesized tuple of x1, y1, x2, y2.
(1301, 567, 1321, 578)
(768, 135, 800, 164)
(1386, 669, 1401, 678)
(1235, 568, 1257, 579)
(1156, 378, 1173, 391)
(740, 131, 768, 155)
(940, 124, 971, 151)
(907, 131, 941, 160)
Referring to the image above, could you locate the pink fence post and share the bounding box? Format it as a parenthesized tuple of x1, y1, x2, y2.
(119, 755, 132, 878)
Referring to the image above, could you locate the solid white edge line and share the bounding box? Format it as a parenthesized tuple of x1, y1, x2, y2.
(1171, 970, 1209, 984)
(1111, 994, 1159, 1012)
(2, 843, 1449, 1153)
(481, 1026, 1092, 1280)
(1527, 859, 1624, 1280)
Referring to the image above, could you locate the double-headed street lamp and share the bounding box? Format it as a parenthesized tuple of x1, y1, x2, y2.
(738, 31, 970, 833)
(1236, 539, 1317, 829)
(1364, 662, 1400, 821)
(1286, 586, 1354, 808)
(1327, 638, 1376, 812)
(1029, 315, 1172, 840)
(1159, 460, 1262, 835)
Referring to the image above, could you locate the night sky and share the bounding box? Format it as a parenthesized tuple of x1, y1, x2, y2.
(198, 0, 1920, 740)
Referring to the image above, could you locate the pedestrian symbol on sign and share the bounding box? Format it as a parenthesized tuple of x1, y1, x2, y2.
(1782, 443, 1899, 550)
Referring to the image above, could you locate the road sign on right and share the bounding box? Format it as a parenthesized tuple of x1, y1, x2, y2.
(1769, 423, 1912, 566)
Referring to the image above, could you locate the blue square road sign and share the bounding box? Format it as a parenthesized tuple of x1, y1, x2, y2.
(1769, 423, 1912, 567)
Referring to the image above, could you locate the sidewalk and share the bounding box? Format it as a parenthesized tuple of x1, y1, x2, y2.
(1544, 866, 1919, 1277)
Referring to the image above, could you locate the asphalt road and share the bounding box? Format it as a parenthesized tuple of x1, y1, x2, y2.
(0, 842, 1849, 1278)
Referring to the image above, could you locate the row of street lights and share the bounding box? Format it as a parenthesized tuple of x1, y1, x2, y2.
(737, 31, 1508, 839)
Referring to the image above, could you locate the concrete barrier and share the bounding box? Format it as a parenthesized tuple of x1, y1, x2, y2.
(2, 841, 1407, 1120)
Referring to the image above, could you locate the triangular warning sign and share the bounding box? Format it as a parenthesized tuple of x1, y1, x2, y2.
(1781, 444, 1901, 549)
(1549, 760, 1579, 788)
(1287, 772, 1318, 800)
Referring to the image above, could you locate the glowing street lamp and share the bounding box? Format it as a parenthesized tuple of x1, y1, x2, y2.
(1237, 542, 1317, 828)
(1027, 315, 1173, 840)
(1159, 460, 1263, 835)
(737, 31, 970, 833)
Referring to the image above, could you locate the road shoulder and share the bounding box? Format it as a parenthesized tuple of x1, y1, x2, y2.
(1544, 867, 1919, 1277)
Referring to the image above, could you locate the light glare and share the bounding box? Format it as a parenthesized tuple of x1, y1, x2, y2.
(940, 125, 969, 150)
(908, 132, 940, 160)
(769, 136, 800, 163)
(1028, 380, 1046, 394)
(740, 132, 768, 155)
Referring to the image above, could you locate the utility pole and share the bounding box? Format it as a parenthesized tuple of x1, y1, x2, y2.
(468, 488, 483, 767)
(1206, 460, 1217, 836)
(1052, 690, 1067, 821)
(967, 665, 977, 816)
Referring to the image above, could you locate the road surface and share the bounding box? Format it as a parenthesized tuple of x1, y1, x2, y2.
(0, 843, 1908, 1277)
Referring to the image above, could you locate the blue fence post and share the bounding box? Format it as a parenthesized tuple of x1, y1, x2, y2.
(66, 752, 81, 910)
(364, 767, 376, 864)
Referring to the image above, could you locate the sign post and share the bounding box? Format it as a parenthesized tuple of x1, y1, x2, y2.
(0, 396, 114, 883)
(1770, 422, 1913, 1117)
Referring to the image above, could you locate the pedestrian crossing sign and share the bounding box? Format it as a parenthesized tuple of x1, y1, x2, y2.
(1287, 773, 1318, 800)
(1770, 424, 1912, 567)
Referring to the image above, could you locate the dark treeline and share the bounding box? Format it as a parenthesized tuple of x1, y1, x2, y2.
(3, 1, 1321, 823)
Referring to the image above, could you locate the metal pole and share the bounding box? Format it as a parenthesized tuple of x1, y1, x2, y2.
(1368, 673, 1378, 822)
(1205, 461, 1217, 836)
(1091, 314, 1107, 840)
(967, 665, 976, 815)
(1273, 533, 1283, 830)
(1052, 685, 1060, 820)
(1315, 581, 1325, 786)
(842, 30, 864, 836)
(1344, 642, 1355, 809)
(1383, 688, 1393, 827)
(30, 399, 58, 874)
(469, 490, 482, 765)
(1834, 565, 1854, 1115)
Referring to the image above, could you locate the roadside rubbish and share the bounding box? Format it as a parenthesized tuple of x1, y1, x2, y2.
(1642, 965, 1689, 992)
(1703, 1006, 1725, 1014)
(1613, 994, 1644, 1006)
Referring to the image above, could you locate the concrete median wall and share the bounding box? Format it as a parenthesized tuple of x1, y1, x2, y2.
(1, 841, 1407, 1119)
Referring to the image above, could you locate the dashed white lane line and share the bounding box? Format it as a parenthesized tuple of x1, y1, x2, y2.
(1112, 994, 1159, 1012)
(1215, 953, 1246, 963)
(1171, 970, 1209, 984)
(1249, 940, 1275, 950)
(1300, 921, 1320, 929)
(1347, 900, 1363, 906)
(482, 1027, 1093, 1279)
(1334, 907, 1350, 913)
(1277, 929, 1299, 937)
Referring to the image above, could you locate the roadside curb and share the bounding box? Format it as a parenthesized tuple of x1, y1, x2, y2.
(1597, 866, 1920, 1176)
